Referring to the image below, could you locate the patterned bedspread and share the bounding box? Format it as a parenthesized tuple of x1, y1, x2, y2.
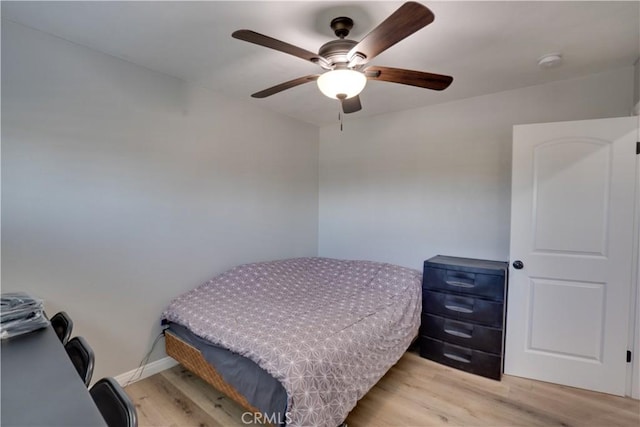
(162, 257, 422, 427)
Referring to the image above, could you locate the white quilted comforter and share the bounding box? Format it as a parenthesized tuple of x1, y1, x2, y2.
(163, 257, 421, 426)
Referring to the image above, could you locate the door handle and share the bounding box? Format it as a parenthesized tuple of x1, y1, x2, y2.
(512, 260, 524, 270)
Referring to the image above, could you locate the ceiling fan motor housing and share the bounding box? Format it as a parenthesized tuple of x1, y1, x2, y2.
(318, 39, 358, 67)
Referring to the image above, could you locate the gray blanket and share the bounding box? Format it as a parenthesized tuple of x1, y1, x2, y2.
(163, 257, 421, 427)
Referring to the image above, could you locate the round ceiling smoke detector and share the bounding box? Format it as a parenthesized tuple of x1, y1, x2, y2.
(538, 53, 563, 69)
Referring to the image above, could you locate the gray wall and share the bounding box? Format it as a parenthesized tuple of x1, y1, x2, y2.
(318, 66, 634, 270)
(1, 21, 319, 380)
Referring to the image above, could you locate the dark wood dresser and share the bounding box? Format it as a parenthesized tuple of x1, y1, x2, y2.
(419, 255, 508, 380)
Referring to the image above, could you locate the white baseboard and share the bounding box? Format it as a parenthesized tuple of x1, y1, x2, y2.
(114, 356, 178, 387)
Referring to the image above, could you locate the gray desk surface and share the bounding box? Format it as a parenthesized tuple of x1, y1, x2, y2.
(1, 325, 107, 426)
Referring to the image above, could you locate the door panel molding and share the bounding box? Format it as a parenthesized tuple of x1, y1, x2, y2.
(526, 277, 605, 362)
(531, 138, 611, 257)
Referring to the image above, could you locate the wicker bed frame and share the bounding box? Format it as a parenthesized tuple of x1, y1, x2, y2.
(164, 330, 261, 413)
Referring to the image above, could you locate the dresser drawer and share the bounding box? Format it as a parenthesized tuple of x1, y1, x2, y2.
(421, 313, 502, 354)
(423, 290, 503, 327)
(420, 336, 502, 380)
(423, 266, 504, 300)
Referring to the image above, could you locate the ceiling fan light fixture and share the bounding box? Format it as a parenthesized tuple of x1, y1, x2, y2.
(317, 69, 366, 100)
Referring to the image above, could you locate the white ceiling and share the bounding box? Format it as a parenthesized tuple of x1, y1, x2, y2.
(3, 1, 638, 126)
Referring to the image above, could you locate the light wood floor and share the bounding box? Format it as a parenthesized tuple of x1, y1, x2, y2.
(125, 351, 640, 426)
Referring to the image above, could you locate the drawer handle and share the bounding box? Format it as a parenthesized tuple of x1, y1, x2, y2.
(443, 352, 471, 364)
(445, 280, 475, 288)
(444, 304, 473, 314)
(444, 327, 472, 339)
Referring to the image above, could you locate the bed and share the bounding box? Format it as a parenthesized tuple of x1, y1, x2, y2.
(162, 257, 422, 426)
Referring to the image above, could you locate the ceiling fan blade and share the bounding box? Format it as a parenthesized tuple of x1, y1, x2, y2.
(365, 66, 453, 91)
(251, 75, 320, 98)
(348, 2, 434, 66)
(232, 30, 327, 67)
(341, 95, 362, 114)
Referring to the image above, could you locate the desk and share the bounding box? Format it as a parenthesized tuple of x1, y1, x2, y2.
(1, 325, 107, 426)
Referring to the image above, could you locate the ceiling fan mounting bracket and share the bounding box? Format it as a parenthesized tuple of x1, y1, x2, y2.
(330, 17, 353, 39)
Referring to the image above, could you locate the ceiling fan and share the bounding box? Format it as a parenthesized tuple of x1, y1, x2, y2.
(232, 1, 453, 114)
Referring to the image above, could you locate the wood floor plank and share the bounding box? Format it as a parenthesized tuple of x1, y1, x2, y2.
(503, 374, 640, 426)
(128, 371, 221, 426)
(126, 386, 172, 426)
(126, 380, 178, 426)
(366, 367, 479, 425)
(161, 365, 249, 426)
(126, 351, 640, 427)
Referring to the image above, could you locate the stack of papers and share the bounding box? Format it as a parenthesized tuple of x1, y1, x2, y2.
(1, 292, 50, 339)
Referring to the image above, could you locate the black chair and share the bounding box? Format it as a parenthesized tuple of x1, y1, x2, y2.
(65, 336, 94, 387)
(90, 377, 138, 427)
(50, 311, 73, 345)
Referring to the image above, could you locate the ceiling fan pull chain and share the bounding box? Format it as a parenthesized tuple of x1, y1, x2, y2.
(339, 106, 343, 132)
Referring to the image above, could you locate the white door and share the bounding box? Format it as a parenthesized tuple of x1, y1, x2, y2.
(505, 116, 637, 396)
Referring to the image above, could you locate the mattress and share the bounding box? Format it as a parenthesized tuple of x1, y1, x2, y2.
(166, 322, 287, 418)
(162, 257, 422, 427)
